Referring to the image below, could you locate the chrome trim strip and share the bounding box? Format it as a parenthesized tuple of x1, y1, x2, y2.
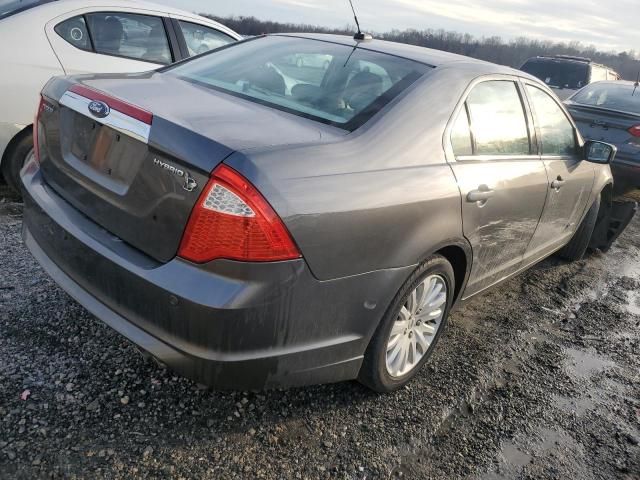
(59, 91, 150, 144)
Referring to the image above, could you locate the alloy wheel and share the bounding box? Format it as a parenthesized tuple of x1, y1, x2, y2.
(385, 274, 447, 377)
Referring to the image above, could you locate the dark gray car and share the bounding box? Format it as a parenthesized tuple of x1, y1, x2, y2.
(21, 34, 628, 392)
(565, 81, 640, 194)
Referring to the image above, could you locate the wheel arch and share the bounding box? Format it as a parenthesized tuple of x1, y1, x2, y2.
(415, 238, 472, 307)
(1, 123, 32, 170)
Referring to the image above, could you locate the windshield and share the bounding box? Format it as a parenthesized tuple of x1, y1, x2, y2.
(521, 59, 589, 90)
(166, 36, 431, 130)
(0, 0, 52, 20)
(571, 83, 640, 115)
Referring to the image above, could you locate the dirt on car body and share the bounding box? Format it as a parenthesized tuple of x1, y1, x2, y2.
(0, 184, 639, 479)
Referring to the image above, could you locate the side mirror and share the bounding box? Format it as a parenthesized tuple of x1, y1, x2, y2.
(585, 140, 616, 164)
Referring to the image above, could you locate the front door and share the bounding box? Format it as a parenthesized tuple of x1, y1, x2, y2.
(523, 84, 595, 259)
(447, 79, 549, 298)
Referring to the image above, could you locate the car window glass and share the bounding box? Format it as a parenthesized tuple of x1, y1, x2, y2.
(466, 81, 530, 156)
(526, 85, 577, 156)
(590, 66, 607, 82)
(177, 21, 235, 57)
(521, 59, 589, 89)
(55, 16, 91, 51)
(86, 13, 172, 64)
(451, 107, 472, 156)
(571, 83, 640, 115)
(169, 36, 431, 130)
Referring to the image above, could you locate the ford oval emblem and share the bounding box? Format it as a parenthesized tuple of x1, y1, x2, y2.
(88, 100, 110, 118)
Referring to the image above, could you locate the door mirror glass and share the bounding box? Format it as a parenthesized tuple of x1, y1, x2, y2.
(585, 140, 616, 164)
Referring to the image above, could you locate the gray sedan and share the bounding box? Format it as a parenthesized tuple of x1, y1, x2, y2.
(21, 34, 630, 392)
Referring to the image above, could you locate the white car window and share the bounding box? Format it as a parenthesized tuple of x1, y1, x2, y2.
(85, 13, 172, 65)
(177, 21, 235, 57)
(55, 16, 92, 52)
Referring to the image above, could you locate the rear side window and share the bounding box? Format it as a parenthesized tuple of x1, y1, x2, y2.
(86, 13, 172, 64)
(450, 107, 473, 156)
(590, 66, 607, 82)
(466, 81, 530, 156)
(55, 16, 91, 51)
(526, 85, 577, 156)
(177, 21, 236, 57)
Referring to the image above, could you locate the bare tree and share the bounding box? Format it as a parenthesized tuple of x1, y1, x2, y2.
(206, 15, 640, 80)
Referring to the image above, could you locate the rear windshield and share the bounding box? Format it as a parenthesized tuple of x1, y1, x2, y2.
(521, 59, 589, 90)
(0, 0, 52, 20)
(571, 83, 640, 115)
(166, 36, 431, 130)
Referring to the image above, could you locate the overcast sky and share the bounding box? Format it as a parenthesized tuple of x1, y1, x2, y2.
(159, 0, 637, 53)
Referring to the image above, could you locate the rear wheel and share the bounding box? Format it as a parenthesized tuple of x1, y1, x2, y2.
(359, 255, 455, 393)
(557, 194, 601, 262)
(1, 130, 33, 198)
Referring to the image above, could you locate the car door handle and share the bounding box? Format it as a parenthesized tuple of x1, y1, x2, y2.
(467, 185, 495, 203)
(551, 177, 566, 190)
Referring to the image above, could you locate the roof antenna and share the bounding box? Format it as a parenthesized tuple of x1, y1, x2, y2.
(348, 0, 372, 41)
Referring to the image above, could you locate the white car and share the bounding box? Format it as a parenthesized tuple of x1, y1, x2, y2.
(0, 0, 241, 194)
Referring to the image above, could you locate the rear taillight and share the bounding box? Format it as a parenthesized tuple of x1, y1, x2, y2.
(33, 95, 47, 164)
(178, 165, 301, 263)
(628, 125, 640, 137)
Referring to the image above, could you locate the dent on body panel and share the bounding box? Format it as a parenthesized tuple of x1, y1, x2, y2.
(453, 161, 548, 291)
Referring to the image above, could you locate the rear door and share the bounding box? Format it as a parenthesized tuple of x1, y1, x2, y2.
(46, 10, 174, 74)
(523, 83, 594, 259)
(446, 77, 548, 297)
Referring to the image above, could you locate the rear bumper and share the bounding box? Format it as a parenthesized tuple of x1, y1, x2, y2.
(21, 162, 410, 389)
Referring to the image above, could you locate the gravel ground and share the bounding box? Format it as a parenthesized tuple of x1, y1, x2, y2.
(1, 184, 639, 480)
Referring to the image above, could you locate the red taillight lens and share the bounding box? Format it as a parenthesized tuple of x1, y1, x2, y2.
(628, 125, 640, 137)
(178, 165, 301, 263)
(33, 95, 46, 164)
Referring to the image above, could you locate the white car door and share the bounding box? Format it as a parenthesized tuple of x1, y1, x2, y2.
(45, 9, 171, 75)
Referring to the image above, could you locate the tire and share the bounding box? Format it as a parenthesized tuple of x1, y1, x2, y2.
(358, 255, 455, 393)
(557, 194, 601, 262)
(1, 130, 33, 198)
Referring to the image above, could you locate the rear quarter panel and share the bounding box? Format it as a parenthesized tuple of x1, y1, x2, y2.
(226, 68, 471, 281)
(0, 13, 64, 128)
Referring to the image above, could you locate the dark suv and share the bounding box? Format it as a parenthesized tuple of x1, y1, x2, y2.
(521, 55, 620, 100)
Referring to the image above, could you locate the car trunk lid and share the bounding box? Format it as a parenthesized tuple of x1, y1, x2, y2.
(39, 74, 341, 263)
(566, 102, 640, 159)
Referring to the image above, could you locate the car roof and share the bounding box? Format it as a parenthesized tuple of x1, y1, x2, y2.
(6, 0, 240, 38)
(274, 33, 533, 77)
(524, 55, 617, 72)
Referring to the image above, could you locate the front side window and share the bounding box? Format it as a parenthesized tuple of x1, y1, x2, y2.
(526, 85, 577, 156)
(466, 81, 530, 156)
(177, 21, 236, 57)
(55, 16, 91, 51)
(86, 13, 172, 64)
(167, 36, 431, 130)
